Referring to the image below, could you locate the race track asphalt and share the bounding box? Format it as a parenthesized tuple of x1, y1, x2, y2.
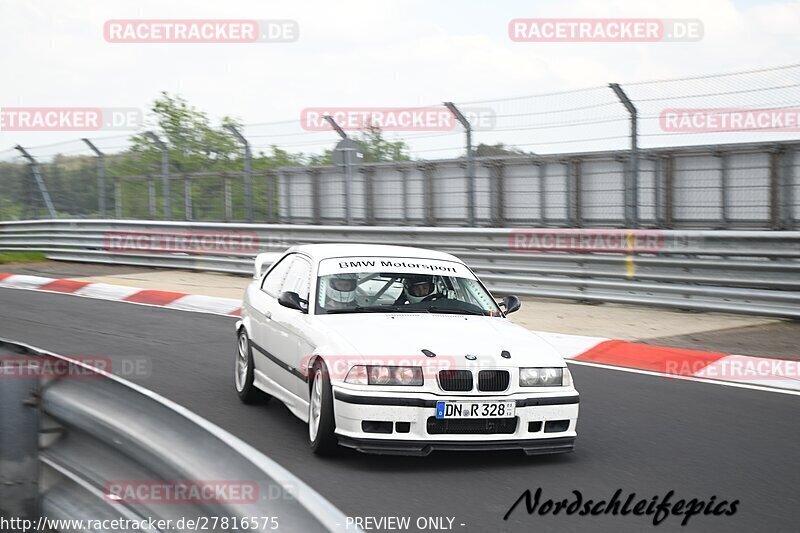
(1, 287, 798, 533)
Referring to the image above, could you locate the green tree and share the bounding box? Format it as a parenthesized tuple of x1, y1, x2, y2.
(128, 92, 240, 173)
(306, 125, 411, 165)
(355, 125, 410, 162)
(307, 150, 333, 166)
(253, 146, 305, 170)
(474, 143, 530, 157)
(0, 94, 414, 221)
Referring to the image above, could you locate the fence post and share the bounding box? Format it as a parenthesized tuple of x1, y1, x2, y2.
(538, 160, 547, 226)
(664, 153, 675, 228)
(774, 146, 794, 230)
(323, 115, 354, 225)
(769, 146, 783, 229)
(344, 152, 355, 225)
(148, 177, 156, 218)
(609, 84, 639, 228)
(718, 151, 730, 228)
(223, 173, 233, 222)
(266, 171, 276, 223)
(488, 160, 505, 227)
(184, 176, 193, 221)
(145, 132, 170, 219)
(81, 138, 106, 217)
(654, 157, 663, 226)
(310, 168, 321, 225)
(14, 145, 56, 219)
(398, 165, 410, 225)
(783, 149, 797, 230)
(444, 102, 475, 227)
(421, 162, 436, 226)
(224, 125, 253, 222)
(566, 159, 581, 228)
(572, 159, 583, 228)
(115, 179, 122, 219)
(364, 167, 375, 225)
(280, 170, 290, 224)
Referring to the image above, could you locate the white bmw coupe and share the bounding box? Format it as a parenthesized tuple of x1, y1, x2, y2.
(235, 244, 579, 456)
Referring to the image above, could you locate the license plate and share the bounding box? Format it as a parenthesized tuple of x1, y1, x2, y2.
(435, 401, 515, 419)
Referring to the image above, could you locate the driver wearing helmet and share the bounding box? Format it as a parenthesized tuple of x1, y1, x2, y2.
(394, 274, 439, 305)
(323, 273, 359, 310)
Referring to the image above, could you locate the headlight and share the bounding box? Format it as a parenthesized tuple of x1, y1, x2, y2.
(563, 367, 573, 387)
(345, 365, 423, 386)
(519, 367, 568, 387)
(344, 365, 368, 385)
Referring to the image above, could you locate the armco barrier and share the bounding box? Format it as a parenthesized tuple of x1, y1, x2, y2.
(1, 219, 799, 318)
(0, 338, 357, 533)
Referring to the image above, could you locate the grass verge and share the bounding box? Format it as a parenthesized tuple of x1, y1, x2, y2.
(0, 251, 47, 264)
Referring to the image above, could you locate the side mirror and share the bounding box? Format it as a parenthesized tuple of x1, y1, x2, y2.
(500, 295, 521, 315)
(278, 291, 308, 313)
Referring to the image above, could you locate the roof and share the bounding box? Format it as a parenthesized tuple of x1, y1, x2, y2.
(285, 243, 464, 264)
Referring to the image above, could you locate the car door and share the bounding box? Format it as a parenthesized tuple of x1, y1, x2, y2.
(250, 254, 294, 397)
(272, 254, 314, 400)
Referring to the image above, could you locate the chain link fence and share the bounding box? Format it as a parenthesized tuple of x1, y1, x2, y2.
(1, 64, 799, 228)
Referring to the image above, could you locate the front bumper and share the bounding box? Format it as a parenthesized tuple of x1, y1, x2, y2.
(338, 435, 575, 456)
(332, 388, 579, 456)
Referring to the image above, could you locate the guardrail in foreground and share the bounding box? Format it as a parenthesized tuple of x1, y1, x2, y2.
(0, 338, 356, 533)
(1, 219, 799, 319)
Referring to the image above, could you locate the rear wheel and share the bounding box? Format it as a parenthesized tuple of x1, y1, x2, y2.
(235, 329, 270, 404)
(308, 360, 338, 455)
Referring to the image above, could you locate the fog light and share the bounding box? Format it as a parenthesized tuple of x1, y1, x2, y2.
(362, 421, 393, 434)
(544, 420, 570, 433)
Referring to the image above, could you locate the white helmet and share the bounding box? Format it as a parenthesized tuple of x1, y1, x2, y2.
(403, 275, 435, 304)
(325, 273, 358, 304)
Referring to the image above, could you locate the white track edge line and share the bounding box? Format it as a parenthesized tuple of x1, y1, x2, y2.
(566, 359, 800, 396)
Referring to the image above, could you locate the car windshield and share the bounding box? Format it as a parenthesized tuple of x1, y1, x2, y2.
(315, 257, 502, 316)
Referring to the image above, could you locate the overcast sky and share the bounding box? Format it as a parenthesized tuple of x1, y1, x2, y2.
(1, 0, 798, 160)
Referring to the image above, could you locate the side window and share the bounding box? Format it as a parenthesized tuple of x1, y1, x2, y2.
(281, 257, 311, 300)
(261, 255, 293, 297)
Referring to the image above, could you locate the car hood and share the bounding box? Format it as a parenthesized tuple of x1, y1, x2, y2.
(315, 313, 565, 368)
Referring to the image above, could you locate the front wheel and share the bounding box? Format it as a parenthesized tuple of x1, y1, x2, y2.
(235, 329, 270, 404)
(308, 361, 338, 455)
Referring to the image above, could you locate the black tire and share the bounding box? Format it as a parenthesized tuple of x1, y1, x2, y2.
(235, 329, 270, 404)
(308, 360, 338, 456)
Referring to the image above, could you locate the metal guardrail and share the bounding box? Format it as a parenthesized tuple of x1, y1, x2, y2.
(1, 219, 800, 319)
(0, 338, 356, 533)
